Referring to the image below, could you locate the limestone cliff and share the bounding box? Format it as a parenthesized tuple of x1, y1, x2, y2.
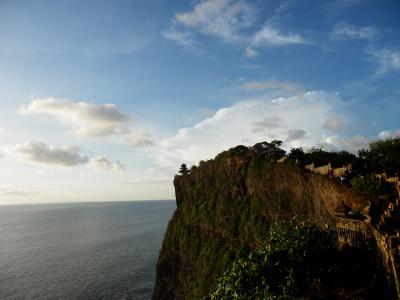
(153, 149, 369, 299)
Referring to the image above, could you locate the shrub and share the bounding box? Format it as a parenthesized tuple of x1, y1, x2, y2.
(350, 176, 394, 196)
(209, 217, 336, 299)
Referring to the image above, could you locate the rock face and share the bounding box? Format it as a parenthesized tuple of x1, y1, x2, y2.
(152, 150, 368, 299)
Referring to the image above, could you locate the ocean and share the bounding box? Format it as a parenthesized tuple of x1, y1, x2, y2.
(0, 200, 176, 300)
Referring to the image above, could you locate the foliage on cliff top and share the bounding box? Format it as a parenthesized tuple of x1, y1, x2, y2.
(359, 137, 400, 175)
(179, 137, 400, 177)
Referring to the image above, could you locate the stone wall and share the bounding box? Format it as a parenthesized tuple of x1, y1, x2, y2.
(305, 162, 352, 177)
(333, 164, 352, 177)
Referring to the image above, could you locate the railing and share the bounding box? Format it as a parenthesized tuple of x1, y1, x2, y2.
(336, 217, 373, 249)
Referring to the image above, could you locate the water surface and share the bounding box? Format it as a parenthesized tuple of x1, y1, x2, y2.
(0, 200, 175, 300)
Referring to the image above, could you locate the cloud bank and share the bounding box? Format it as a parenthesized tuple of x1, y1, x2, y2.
(157, 91, 354, 168)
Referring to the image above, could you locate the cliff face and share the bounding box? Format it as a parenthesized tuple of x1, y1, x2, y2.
(153, 151, 368, 299)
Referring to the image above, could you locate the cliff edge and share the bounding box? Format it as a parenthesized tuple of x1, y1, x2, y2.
(153, 148, 369, 299)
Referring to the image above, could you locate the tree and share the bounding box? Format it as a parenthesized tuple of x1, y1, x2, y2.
(251, 140, 286, 159)
(305, 148, 357, 168)
(350, 175, 394, 196)
(179, 163, 189, 175)
(270, 139, 283, 148)
(361, 137, 400, 175)
(288, 147, 306, 163)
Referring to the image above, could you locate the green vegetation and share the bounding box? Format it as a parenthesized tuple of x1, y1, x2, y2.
(191, 137, 400, 177)
(303, 148, 357, 168)
(350, 175, 395, 196)
(251, 140, 286, 159)
(209, 218, 336, 299)
(359, 137, 400, 175)
(286, 147, 306, 165)
(285, 137, 400, 175)
(157, 149, 303, 298)
(209, 217, 379, 299)
(155, 139, 397, 299)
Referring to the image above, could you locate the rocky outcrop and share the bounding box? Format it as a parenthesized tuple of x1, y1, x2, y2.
(153, 150, 369, 299)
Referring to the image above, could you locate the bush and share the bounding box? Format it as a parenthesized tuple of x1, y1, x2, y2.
(209, 217, 337, 299)
(360, 137, 400, 175)
(350, 176, 394, 196)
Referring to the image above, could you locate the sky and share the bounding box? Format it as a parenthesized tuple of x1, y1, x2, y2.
(0, 0, 399, 204)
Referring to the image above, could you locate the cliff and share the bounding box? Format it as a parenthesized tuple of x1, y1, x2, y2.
(153, 148, 370, 299)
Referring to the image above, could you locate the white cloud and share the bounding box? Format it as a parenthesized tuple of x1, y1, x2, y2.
(252, 25, 308, 47)
(20, 98, 154, 147)
(15, 141, 89, 166)
(245, 47, 258, 58)
(331, 22, 378, 41)
(113, 161, 126, 173)
(365, 48, 400, 75)
(88, 155, 126, 173)
(89, 155, 126, 173)
(157, 91, 351, 168)
(378, 129, 400, 139)
(20, 98, 132, 137)
(89, 156, 112, 171)
(122, 131, 154, 148)
(336, 135, 369, 153)
(172, 0, 253, 43)
(14, 141, 125, 173)
(323, 116, 343, 132)
(162, 29, 195, 49)
(164, 0, 308, 55)
(89, 156, 126, 173)
(252, 116, 282, 133)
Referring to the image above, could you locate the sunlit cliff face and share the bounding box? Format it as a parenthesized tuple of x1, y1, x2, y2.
(154, 152, 370, 298)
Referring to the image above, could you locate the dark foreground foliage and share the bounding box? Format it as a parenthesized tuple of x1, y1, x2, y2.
(208, 217, 379, 300)
(350, 175, 395, 196)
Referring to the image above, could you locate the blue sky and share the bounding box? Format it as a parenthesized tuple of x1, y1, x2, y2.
(0, 0, 399, 203)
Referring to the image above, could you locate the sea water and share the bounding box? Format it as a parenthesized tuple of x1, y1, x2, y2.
(0, 200, 175, 300)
